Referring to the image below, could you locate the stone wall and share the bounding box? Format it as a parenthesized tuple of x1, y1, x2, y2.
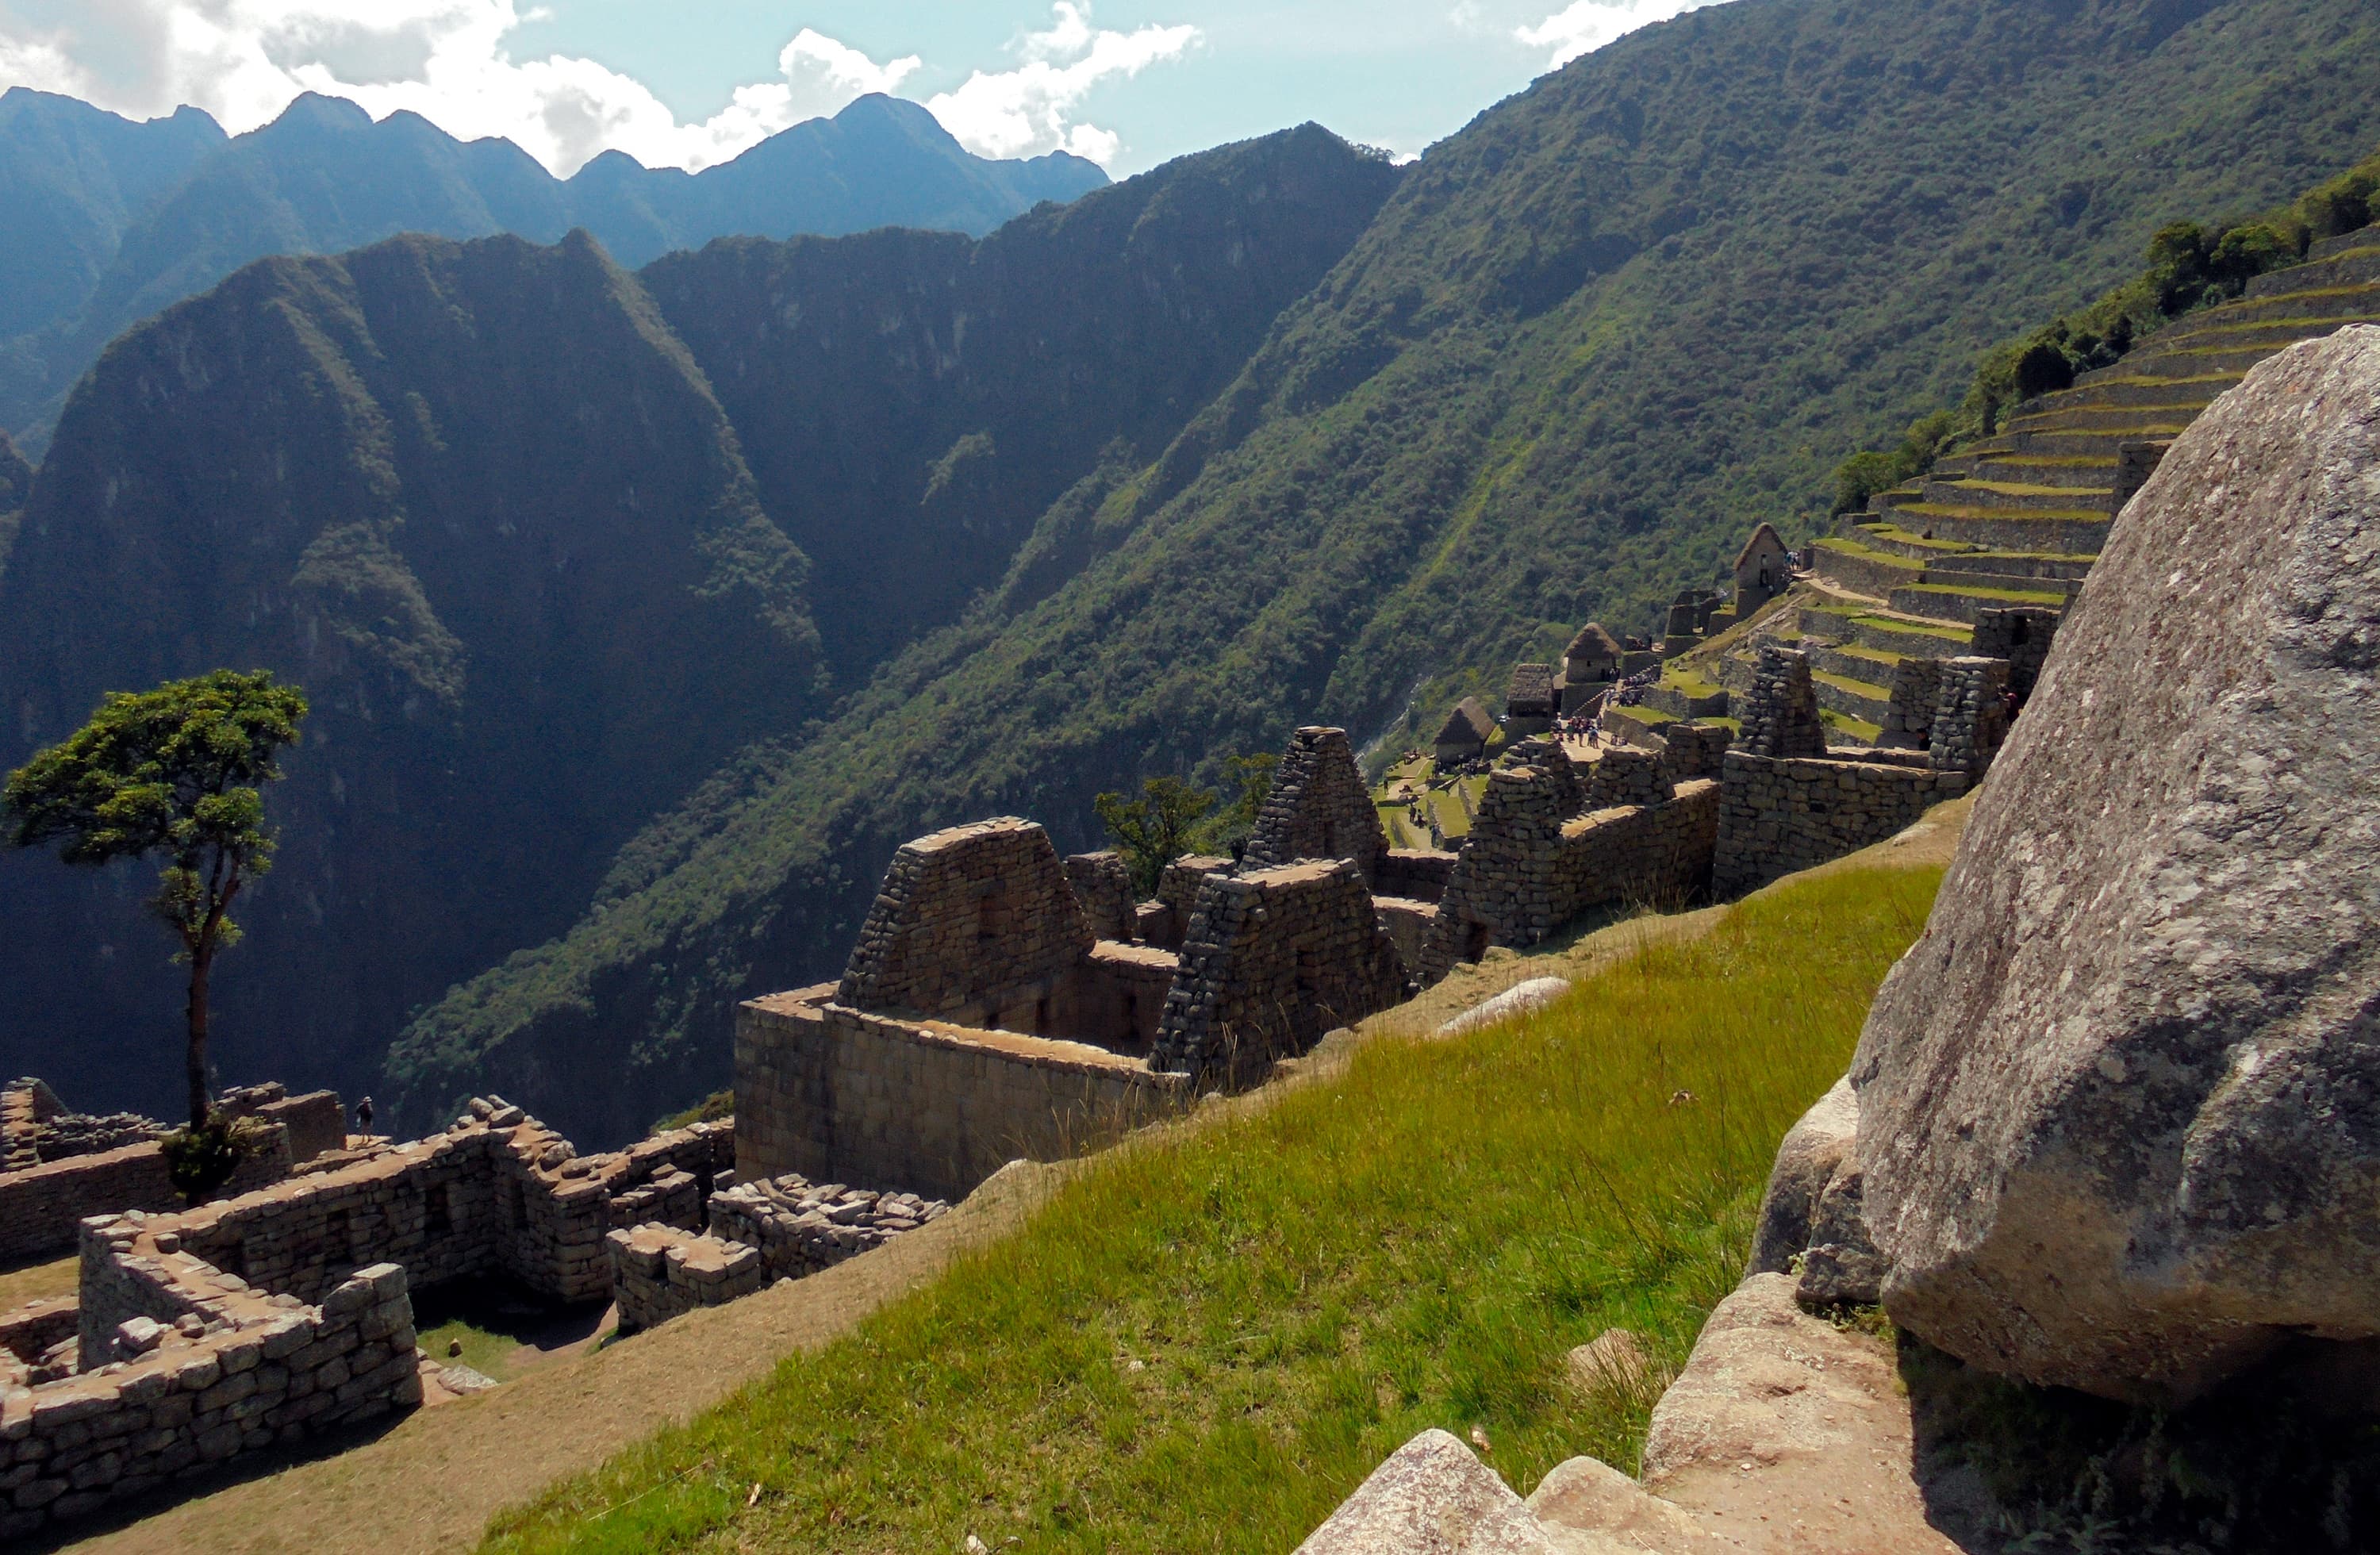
(1583, 745, 1672, 808)
(0, 1221, 420, 1540)
(221, 1085, 347, 1165)
(1153, 859, 1412, 1085)
(1877, 657, 1944, 749)
(1661, 722, 1733, 782)
(1374, 847, 1457, 904)
(605, 1223, 763, 1334)
(1971, 608, 2060, 700)
(838, 819, 1094, 1025)
(1737, 646, 1827, 758)
(1927, 656, 2012, 779)
(0, 1129, 294, 1267)
(736, 989, 1189, 1201)
(1063, 850, 1136, 941)
(1709, 751, 1967, 897)
(1242, 727, 1388, 882)
(1141, 854, 1235, 950)
(1417, 775, 1722, 981)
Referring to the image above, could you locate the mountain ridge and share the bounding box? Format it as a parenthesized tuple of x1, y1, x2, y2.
(0, 88, 1108, 452)
(383, 0, 2380, 1142)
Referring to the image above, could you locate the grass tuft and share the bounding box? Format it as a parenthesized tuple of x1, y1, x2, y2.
(482, 865, 1941, 1554)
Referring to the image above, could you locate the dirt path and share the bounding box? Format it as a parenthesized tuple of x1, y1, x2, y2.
(63, 1161, 1061, 1555)
(59, 793, 1974, 1555)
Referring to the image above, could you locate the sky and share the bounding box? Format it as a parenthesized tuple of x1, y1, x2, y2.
(0, 0, 1726, 179)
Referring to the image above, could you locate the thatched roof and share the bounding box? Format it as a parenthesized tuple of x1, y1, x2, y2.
(1564, 621, 1621, 664)
(1734, 521, 1791, 569)
(1505, 662, 1557, 714)
(1436, 696, 1495, 744)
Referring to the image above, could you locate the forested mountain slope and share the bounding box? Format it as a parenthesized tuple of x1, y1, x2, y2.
(0, 129, 1399, 1136)
(0, 90, 1105, 451)
(384, 0, 2380, 1140)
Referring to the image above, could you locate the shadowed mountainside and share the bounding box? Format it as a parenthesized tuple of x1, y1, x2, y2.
(0, 127, 1403, 1140)
(384, 0, 2380, 1142)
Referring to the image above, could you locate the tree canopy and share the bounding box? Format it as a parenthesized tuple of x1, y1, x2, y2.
(5, 669, 307, 1134)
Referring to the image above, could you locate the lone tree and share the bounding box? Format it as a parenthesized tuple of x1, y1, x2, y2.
(4, 670, 308, 1132)
(1094, 775, 1215, 897)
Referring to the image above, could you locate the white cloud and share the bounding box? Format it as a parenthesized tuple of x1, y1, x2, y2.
(1515, 0, 1720, 67)
(0, 1, 1182, 176)
(926, 4, 1200, 163)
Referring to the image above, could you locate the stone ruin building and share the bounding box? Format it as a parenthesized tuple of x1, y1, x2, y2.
(1432, 696, 1493, 764)
(0, 1081, 750, 1537)
(1733, 520, 1794, 617)
(736, 726, 1441, 1206)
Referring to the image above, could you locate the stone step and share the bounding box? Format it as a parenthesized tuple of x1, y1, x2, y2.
(1879, 506, 2113, 554)
(1810, 643, 1903, 685)
(1813, 668, 1894, 727)
(2308, 224, 2380, 262)
(1923, 549, 2096, 583)
(1916, 478, 2115, 513)
(2190, 282, 2380, 328)
(2012, 375, 2235, 415)
(2077, 345, 2276, 384)
(1960, 454, 2118, 490)
(1837, 520, 1979, 562)
(1810, 538, 1925, 598)
(1923, 563, 2084, 597)
(2002, 421, 2197, 454)
(1887, 580, 2069, 624)
(1798, 605, 1974, 659)
(2245, 244, 2380, 298)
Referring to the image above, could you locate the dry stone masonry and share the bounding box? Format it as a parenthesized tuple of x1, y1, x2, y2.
(1241, 726, 1388, 881)
(608, 1173, 951, 1334)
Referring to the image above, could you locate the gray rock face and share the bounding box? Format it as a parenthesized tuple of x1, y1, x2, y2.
(1852, 326, 2380, 1404)
(1745, 1077, 1856, 1277)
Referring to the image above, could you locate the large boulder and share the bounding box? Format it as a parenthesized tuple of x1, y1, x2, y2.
(1851, 326, 2380, 1404)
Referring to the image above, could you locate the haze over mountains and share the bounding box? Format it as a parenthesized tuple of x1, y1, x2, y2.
(3, 0, 2378, 1148)
(0, 88, 1105, 451)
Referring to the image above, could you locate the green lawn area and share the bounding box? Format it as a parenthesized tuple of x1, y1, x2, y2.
(481, 864, 1943, 1555)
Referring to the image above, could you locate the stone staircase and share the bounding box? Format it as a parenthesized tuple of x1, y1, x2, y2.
(1779, 221, 2380, 741)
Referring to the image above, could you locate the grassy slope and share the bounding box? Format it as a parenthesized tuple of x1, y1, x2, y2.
(392, 0, 2380, 1131)
(479, 861, 1941, 1553)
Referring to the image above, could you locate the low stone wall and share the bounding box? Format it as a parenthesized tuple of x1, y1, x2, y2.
(1374, 847, 1456, 904)
(0, 1223, 419, 1540)
(0, 1129, 294, 1267)
(1709, 751, 1967, 896)
(608, 1174, 951, 1335)
(1154, 859, 1411, 1085)
(736, 989, 1189, 1202)
(1416, 766, 1722, 982)
(707, 1175, 948, 1282)
(605, 1224, 763, 1334)
(1373, 897, 1436, 977)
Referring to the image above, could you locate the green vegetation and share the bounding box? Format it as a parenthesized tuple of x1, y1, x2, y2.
(482, 863, 1943, 1555)
(652, 1091, 735, 1135)
(1094, 777, 1219, 895)
(1836, 141, 2380, 478)
(3, 670, 306, 1140)
(13, 0, 2380, 1141)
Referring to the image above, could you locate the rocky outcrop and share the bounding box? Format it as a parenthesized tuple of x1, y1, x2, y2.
(1852, 326, 2380, 1404)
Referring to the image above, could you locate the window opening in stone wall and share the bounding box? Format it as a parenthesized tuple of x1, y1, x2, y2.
(506, 1177, 528, 1231)
(1462, 920, 1493, 965)
(1034, 995, 1050, 1032)
(324, 1208, 351, 1268)
(977, 882, 1010, 947)
(425, 1182, 451, 1236)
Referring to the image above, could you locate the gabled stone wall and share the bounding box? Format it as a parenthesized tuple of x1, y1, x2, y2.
(1242, 727, 1389, 882)
(1709, 751, 1967, 897)
(837, 819, 1094, 1025)
(1153, 858, 1411, 1085)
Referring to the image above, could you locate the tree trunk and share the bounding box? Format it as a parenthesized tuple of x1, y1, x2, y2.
(186, 945, 212, 1131)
